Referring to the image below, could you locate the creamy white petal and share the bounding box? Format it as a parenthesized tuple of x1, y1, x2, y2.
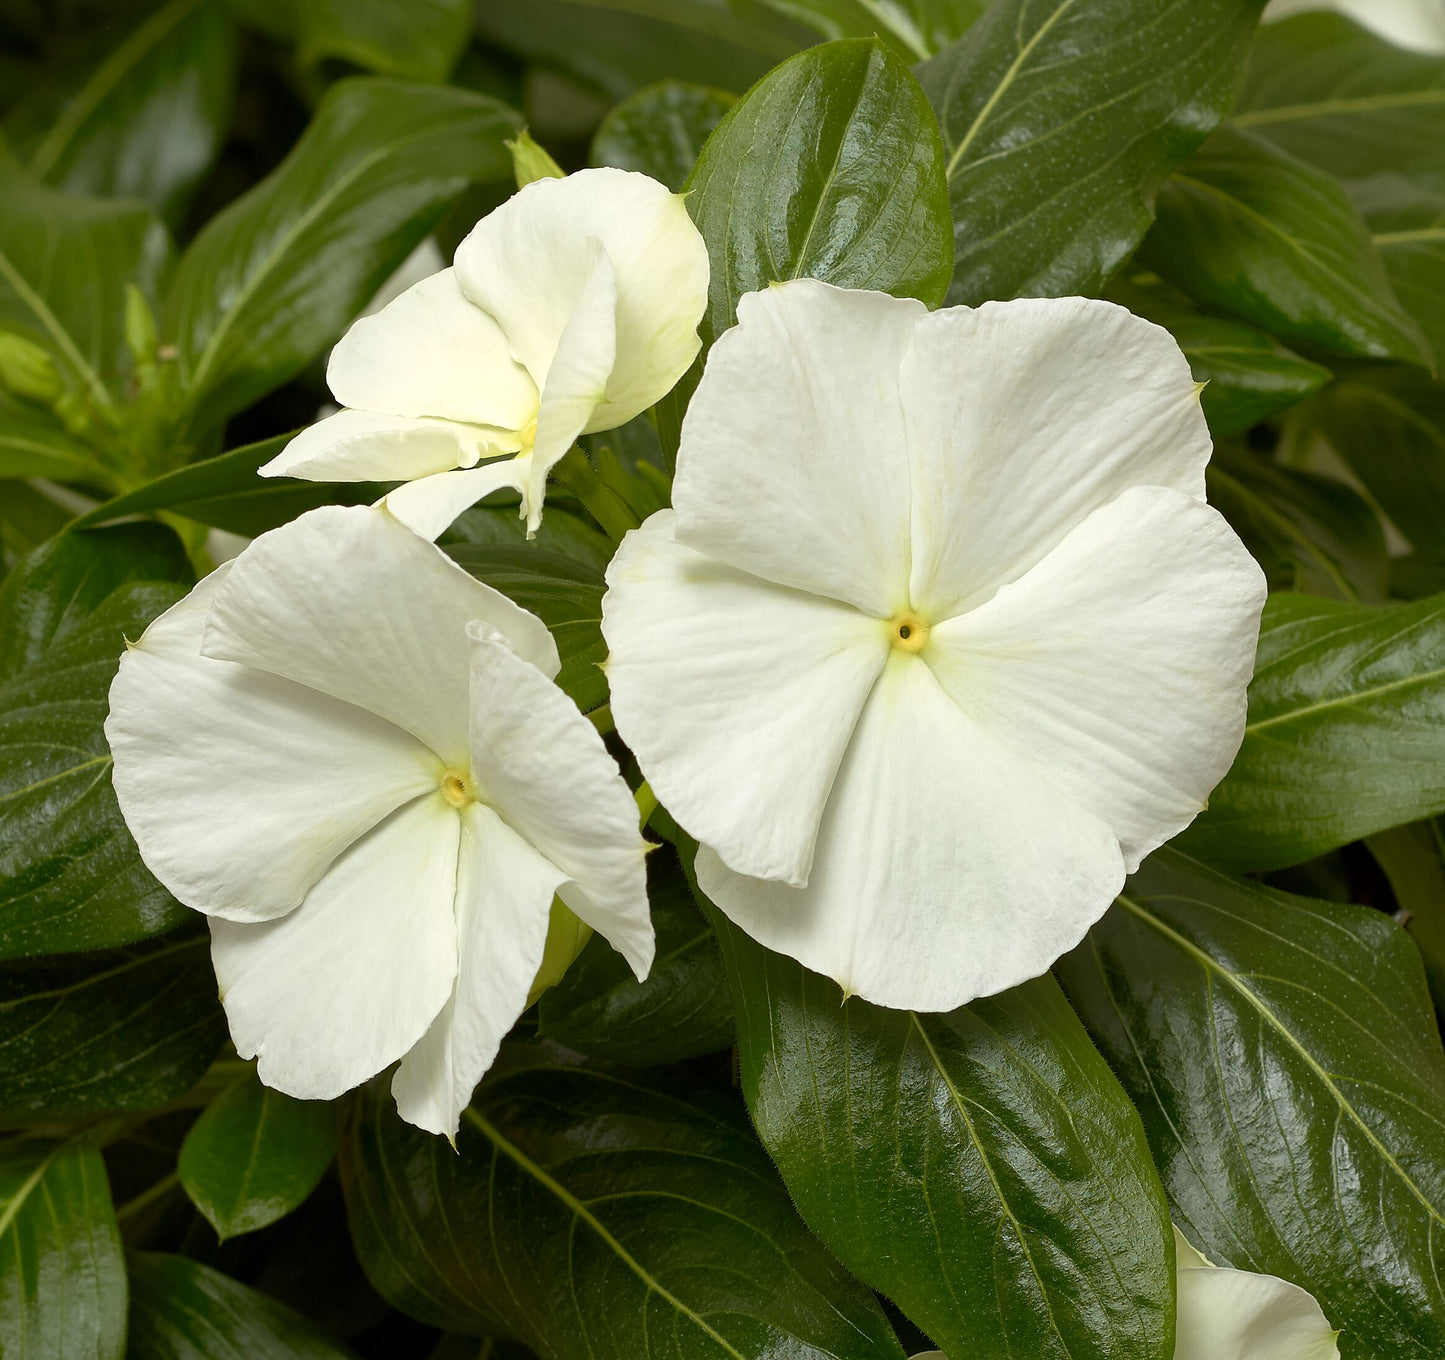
(603, 511, 888, 885)
(454, 167, 706, 427)
(106, 568, 439, 924)
(901, 297, 1212, 619)
(260, 408, 519, 483)
(525, 243, 618, 534)
(210, 794, 461, 1101)
(697, 653, 1125, 1012)
(928, 487, 1266, 872)
(1173, 1224, 1216, 1271)
(201, 507, 558, 764)
(468, 621, 653, 977)
(328, 268, 538, 430)
(671, 280, 922, 616)
(392, 802, 565, 1137)
(382, 459, 529, 543)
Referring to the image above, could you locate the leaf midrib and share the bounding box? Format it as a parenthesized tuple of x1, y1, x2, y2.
(1234, 88, 1445, 130)
(0, 249, 113, 409)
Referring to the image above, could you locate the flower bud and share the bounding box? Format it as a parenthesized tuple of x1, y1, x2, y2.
(0, 331, 63, 405)
(506, 129, 564, 188)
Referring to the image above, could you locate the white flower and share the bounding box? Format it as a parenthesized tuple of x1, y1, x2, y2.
(601, 280, 1265, 1011)
(106, 505, 654, 1137)
(1264, 0, 1445, 52)
(259, 168, 709, 540)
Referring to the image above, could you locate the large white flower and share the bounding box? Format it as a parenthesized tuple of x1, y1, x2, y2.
(106, 505, 653, 1136)
(602, 281, 1266, 1011)
(259, 168, 709, 540)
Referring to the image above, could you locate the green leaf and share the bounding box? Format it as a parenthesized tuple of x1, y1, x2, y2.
(1205, 449, 1387, 601)
(1312, 367, 1445, 554)
(340, 1054, 905, 1358)
(709, 900, 1174, 1360)
(0, 932, 223, 1122)
(1056, 847, 1445, 1360)
(0, 388, 100, 482)
(74, 433, 386, 538)
(1108, 278, 1330, 435)
(1355, 175, 1445, 368)
(0, 170, 169, 418)
(0, 1139, 126, 1360)
(1181, 590, 1445, 871)
(179, 1069, 336, 1241)
(1140, 126, 1432, 364)
(4, 0, 238, 225)
(162, 77, 519, 428)
(538, 845, 733, 1065)
(1369, 818, 1445, 1013)
(591, 81, 734, 191)
(295, 0, 470, 84)
(1234, 14, 1445, 192)
(128, 1252, 357, 1359)
(918, 0, 1265, 306)
(757, 0, 984, 60)
(0, 525, 192, 958)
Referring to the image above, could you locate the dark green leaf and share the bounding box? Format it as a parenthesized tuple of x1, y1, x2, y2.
(711, 904, 1173, 1360)
(1369, 818, 1445, 1012)
(1234, 14, 1445, 191)
(0, 1139, 125, 1360)
(1181, 590, 1445, 871)
(341, 1053, 904, 1358)
(1056, 847, 1445, 1360)
(1140, 126, 1431, 364)
(1205, 449, 1387, 601)
(918, 0, 1265, 306)
(0, 525, 192, 957)
(758, 0, 984, 59)
(73, 433, 385, 538)
(128, 1252, 357, 1359)
(0, 388, 99, 482)
(0, 932, 223, 1122)
(162, 78, 519, 427)
(4, 0, 237, 225)
(1355, 175, 1445, 369)
(538, 846, 733, 1064)
(179, 1069, 336, 1240)
(294, 0, 469, 83)
(591, 82, 734, 191)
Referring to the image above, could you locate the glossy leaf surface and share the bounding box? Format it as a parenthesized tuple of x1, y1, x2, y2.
(760, 0, 984, 58)
(591, 81, 734, 191)
(295, 0, 470, 83)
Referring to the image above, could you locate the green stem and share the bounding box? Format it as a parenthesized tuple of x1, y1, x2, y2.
(115, 1171, 181, 1222)
(588, 703, 614, 736)
(552, 447, 640, 542)
(635, 780, 658, 830)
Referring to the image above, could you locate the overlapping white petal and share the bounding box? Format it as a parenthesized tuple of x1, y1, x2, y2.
(263, 166, 707, 538)
(604, 280, 1265, 1010)
(108, 505, 653, 1130)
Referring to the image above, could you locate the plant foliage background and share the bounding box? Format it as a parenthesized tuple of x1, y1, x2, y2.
(1, 0, 1444, 1357)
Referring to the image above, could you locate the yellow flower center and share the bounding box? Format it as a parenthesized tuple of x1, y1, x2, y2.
(440, 770, 475, 809)
(889, 612, 930, 654)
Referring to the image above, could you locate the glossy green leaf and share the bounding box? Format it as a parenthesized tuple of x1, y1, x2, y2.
(341, 1054, 904, 1358)
(0, 1139, 125, 1360)
(591, 82, 734, 191)
(1205, 449, 1387, 601)
(918, 0, 1264, 306)
(162, 77, 519, 427)
(179, 1069, 335, 1241)
(759, 0, 983, 59)
(1235, 14, 1445, 191)
(1182, 590, 1445, 871)
(709, 898, 1174, 1360)
(128, 1252, 357, 1359)
(1056, 847, 1445, 1360)
(0, 524, 192, 958)
(1313, 367, 1445, 554)
(4, 0, 237, 225)
(538, 845, 733, 1065)
(1356, 175, 1445, 366)
(1140, 127, 1431, 364)
(0, 931, 223, 1121)
(293, 0, 469, 83)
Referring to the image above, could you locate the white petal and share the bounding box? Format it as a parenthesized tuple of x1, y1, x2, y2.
(210, 794, 461, 1101)
(672, 280, 922, 616)
(382, 459, 529, 543)
(106, 568, 439, 923)
(260, 408, 519, 483)
(468, 621, 653, 978)
(525, 243, 618, 534)
(454, 167, 706, 427)
(928, 487, 1266, 872)
(1175, 1254, 1341, 1360)
(901, 297, 1212, 619)
(603, 511, 888, 885)
(698, 653, 1125, 1012)
(391, 802, 564, 1137)
(327, 269, 538, 430)
(1174, 1224, 1216, 1271)
(201, 507, 559, 763)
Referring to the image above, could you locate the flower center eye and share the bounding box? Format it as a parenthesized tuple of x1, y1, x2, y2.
(440, 770, 474, 809)
(889, 613, 930, 654)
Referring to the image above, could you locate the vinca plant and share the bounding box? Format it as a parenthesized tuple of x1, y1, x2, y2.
(1, 1, 1444, 1357)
